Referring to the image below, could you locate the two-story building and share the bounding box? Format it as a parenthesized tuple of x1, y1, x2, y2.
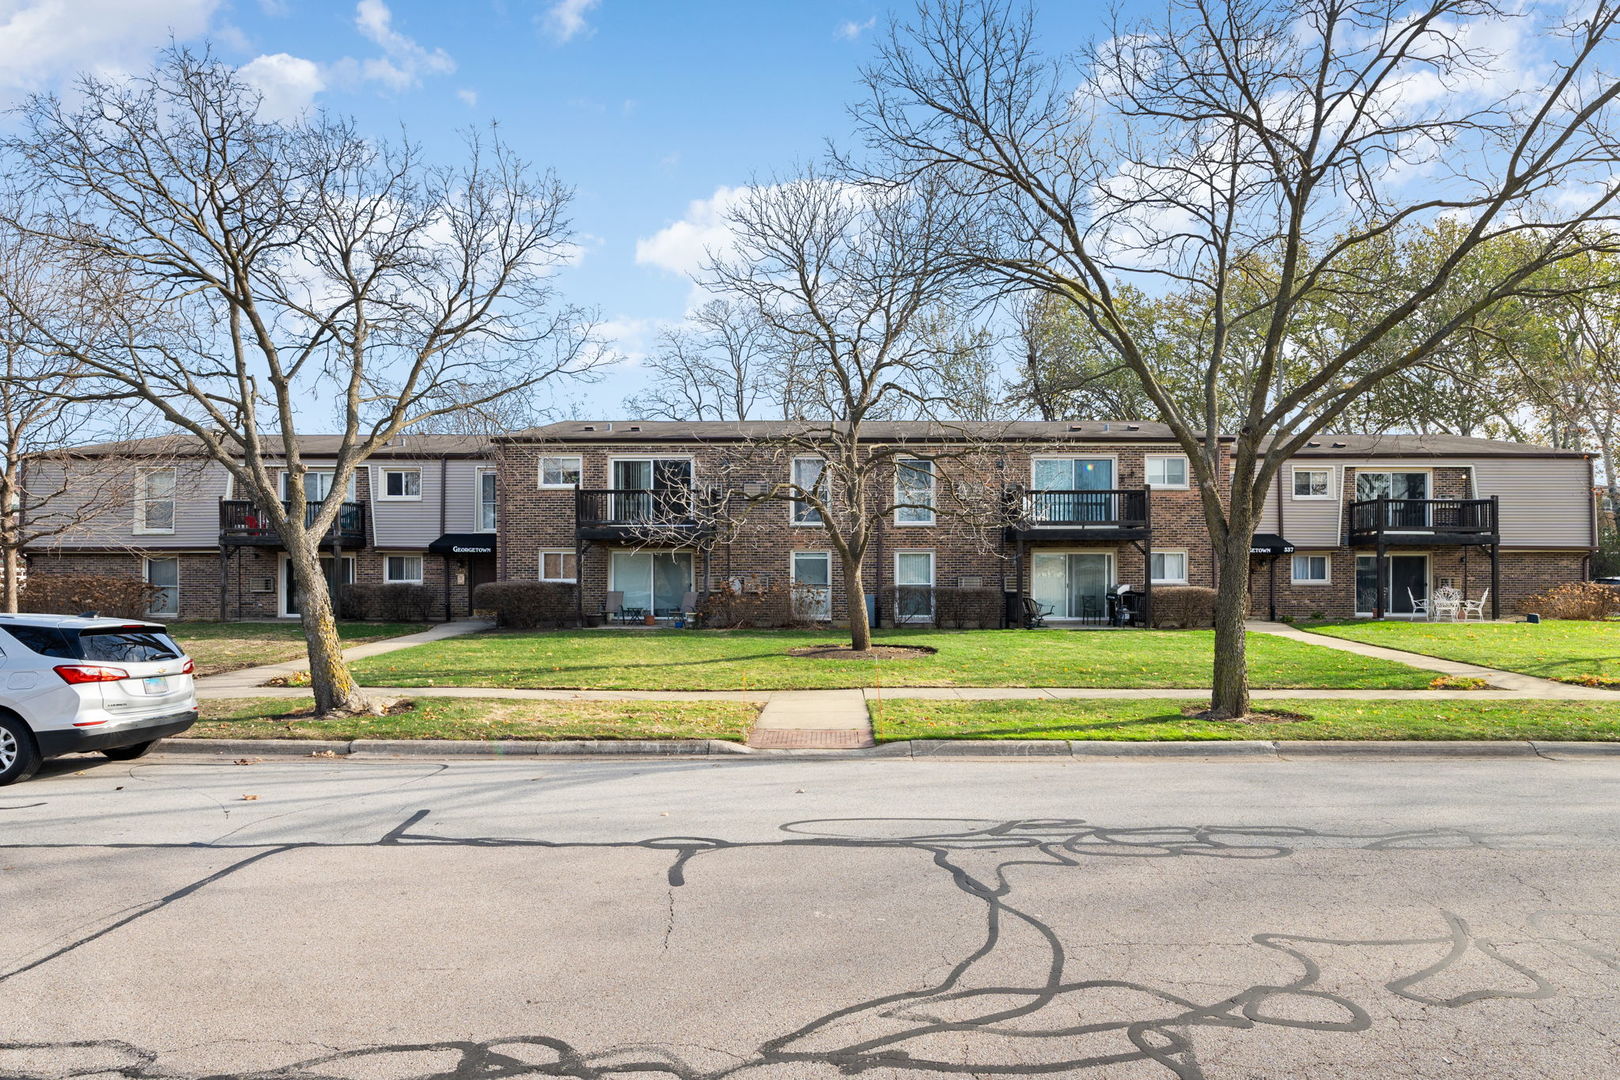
(24, 422, 1599, 625)
(22, 434, 498, 621)
(493, 421, 1597, 626)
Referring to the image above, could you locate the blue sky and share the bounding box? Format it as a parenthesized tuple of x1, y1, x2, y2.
(0, 0, 1088, 416)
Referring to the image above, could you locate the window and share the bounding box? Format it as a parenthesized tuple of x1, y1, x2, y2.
(1355, 470, 1430, 527)
(1291, 554, 1331, 584)
(145, 557, 179, 616)
(1293, 469, 1331, 499)
(1145, 455, 1189, 489)
(539, 455, 583, 488)
(279, 470, 356, 502)
(384, 555, 424, 584)
(1150, 551, 1188, 584)
(791, 551, 832, 620)
(477, 469, 497, 531)
(135, 468, 176, 533)
(380, 468, 421, 500)
(895, 458, 936, 525)
(791, 457, 826, 524)
(894, 551, 935, 624)
(540, 549, 577, 582)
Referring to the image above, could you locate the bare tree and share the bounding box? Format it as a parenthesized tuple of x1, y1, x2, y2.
(860, 0, 1620, 716)
(709, 170, 999, 650)
(625, 299, 782, 421)
(3, 50, 602, 715)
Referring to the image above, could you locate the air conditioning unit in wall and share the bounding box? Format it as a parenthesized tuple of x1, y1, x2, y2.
(250, 576, 275, 594)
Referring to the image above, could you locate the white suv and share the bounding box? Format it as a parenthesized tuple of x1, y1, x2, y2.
(0, 615, 197, 785)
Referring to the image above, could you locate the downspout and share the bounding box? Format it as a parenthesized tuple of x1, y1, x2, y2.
(440, 457, 450, 621)
(1272, 462, 1285, 621)
(1590, 455, 1600, 580)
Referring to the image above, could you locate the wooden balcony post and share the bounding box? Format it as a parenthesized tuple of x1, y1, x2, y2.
(1374, 541, 1387, 619)
(1142, 483, 1153, 628)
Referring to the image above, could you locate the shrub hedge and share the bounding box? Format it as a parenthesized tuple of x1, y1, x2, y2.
(471, 580, 578, 628)
(1148, 585, 1217, 629)
(21, 574, 165, 621)
(339, 583, 439, 622)
(1519, 581, 1620, 621)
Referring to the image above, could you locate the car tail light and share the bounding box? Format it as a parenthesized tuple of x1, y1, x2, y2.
(180, 659, 194, 675)
(54, 664, 130, 685)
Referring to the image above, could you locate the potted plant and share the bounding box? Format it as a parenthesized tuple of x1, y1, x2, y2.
(643, 611, 657, 626)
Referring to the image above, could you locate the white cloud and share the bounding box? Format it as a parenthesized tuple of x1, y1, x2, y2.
(594, 315, 671, 365)
(0, 0, 218, 104)
(543, 0, 599, 43)
(835, 16, 876, 40)
(238, 52, 324, 119)
(351, 0, 454, 90)
(456, 87, 478, 107)
(634, 185, 754, 278)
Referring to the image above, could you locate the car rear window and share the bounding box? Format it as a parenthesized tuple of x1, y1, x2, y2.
(76, 628, 183, 663)
(1, 625, 183, 662)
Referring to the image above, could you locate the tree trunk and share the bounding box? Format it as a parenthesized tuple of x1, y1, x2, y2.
(842, 552, 871, 651)
(285, 537, 369, 716)
(1208, 534, 1255, 719)
(2, 546, 18, 614)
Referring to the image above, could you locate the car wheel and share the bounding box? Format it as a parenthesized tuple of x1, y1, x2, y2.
(0, 715, 40, 786)
(102, 740, 157, 761)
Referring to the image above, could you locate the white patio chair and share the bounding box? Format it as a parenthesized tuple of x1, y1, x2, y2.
(1461, 589, 1490, 621)
(1431, 586, 1462, 622)
(1407, 588, 1429, 620)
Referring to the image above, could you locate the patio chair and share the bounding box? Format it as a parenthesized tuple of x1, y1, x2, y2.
(1018, 596, 1052, 629)
(1431, 586, 1462, 622)
(603, 590, 626, 624)
(1407, 588, 1429, 620)
(1461, 589, 1490, 621)
(678, 591, 698, 616)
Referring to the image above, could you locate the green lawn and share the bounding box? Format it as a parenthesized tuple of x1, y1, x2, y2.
(870, 697, 1620, 742)
(1303, 619, 1620, 686)
(346, 628, 1437, 691)
(188, 696, 757, 741)
(165, 621, 428, 676)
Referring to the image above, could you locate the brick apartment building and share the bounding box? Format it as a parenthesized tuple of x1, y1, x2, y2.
(22, 422, 1600, 625)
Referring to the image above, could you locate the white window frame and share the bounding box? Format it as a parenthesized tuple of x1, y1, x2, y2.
(539, 549, 578, 583)
(538, 455, 583, 489)
(893, 458, 937, 526)
(1150, 550, 1189, 584)
(790, 550, 833, 620)
(133, 466, 177, 535)
(1291, 553, 1332, 585)
(1029, 455, 1119, 488)
(383, 554, 425, 585)
(144, 556, 180, 616)
(378, 467, 423, 501)
(475, 467, 497, 532)
(791, 457, 827, 526)
(278, 469, 356, 502)
(1292, 467, 1334, 500)
(893, 549, 936, 624)
(1144, 454, 1189, 490)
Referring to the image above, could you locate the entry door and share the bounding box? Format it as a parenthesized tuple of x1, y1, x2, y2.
(1355, 555, 1428, 615)
(1031, 552, 1111, 620)
(282, 556, 354, 617)
(467, 555, 497, 610)
(791, 552, 832, 621)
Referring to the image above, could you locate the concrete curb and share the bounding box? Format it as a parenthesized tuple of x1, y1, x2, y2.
(161, 738, 751, 758)
(154, 737, 1620, 759)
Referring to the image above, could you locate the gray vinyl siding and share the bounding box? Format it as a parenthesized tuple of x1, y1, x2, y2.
(1473, 457, 1594, 549)
(1259, 456, 1593, 550)
(30, 459, 227, 550)
(368, 460, 443, 548)
(444, 459, 492, 533)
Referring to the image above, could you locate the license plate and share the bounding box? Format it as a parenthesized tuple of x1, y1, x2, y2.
(142, 676, 167, 695)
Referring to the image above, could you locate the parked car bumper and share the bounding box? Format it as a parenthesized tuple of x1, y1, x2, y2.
(34, 709, 199, 757)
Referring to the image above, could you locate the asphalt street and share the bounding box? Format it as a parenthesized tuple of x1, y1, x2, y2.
(2, 750, 1619, 1079)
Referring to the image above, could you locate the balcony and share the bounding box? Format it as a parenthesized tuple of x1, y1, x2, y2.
(574, 487, 721, 542)
(1347, 497, 1498, 546)
(1005, 487, 1151, 541)
(220, 499, 368, 548)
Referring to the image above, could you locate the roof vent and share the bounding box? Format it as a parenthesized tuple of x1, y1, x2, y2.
(628, 424, 642, 432)
(1126, 424, 1140, 431)
(581, 425, 596, 431)
(1306, 441, 1320, 448)
(1068, 423, 1087, 431)
(1331, 441, 1347, 448)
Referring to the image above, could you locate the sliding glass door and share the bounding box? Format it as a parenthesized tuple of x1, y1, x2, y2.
(609, 551, 693, 617)
(1030, 552, 1112, 621)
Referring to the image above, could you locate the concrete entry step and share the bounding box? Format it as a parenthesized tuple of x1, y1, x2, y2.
(748, 728, 875, 750)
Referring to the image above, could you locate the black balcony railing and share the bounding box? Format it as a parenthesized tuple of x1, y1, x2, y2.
(1348, 497, 1497, 541)
(1008, 488, 1150, 531)
(575, 487, 718, 531)
(219, 499, 367, 545)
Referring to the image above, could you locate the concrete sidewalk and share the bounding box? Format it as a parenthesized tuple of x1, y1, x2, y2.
(193, 619, 491, 694)
(1245, 619, 1617, 699)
